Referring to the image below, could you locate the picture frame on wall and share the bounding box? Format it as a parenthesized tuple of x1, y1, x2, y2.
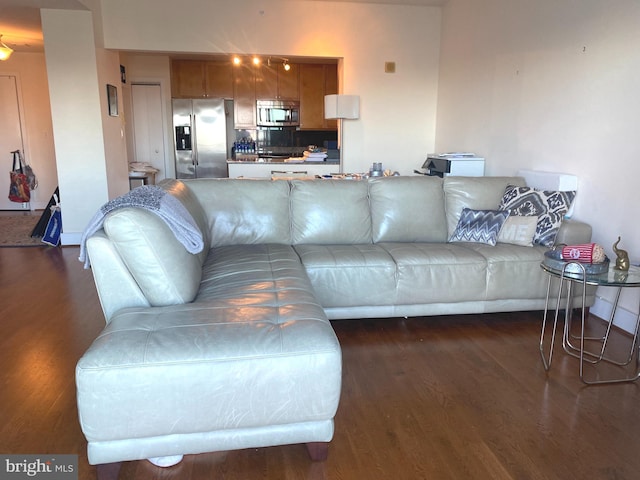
(107, 84, 118, 116)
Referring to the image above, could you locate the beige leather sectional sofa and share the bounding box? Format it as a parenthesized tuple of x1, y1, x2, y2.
(76, 175, 593, 477)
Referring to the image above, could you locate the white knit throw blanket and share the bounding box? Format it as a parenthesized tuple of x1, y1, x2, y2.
(78, 185, 204, 269)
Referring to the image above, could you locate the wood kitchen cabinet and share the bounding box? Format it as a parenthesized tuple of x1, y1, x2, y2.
(324, 64, 338, 129)
(299, 63, 338, 130)
(255, 63, 299, 100)
(171, 60, 206, 98)
(172, 59, 336, 130)
(233, 65, 256, 129)
(205, 62, 234, 98)
(171, 60, 233, 99)
(278, 64, 299, 99)
(255, 64, 277, 99)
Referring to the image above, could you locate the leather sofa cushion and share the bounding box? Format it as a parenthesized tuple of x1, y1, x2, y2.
(369, 176, 448, 243)
(443, 176, 526, 237)
(196, 244, 321, 306)
(185, 179, 293, 246)
(380, 242, 487, 304)
(290, 179, 371, 244)
(461, 242, 550, 301)
(295, 244, 397, 307)
(86, 230, 150, 321)
(103, 208, 204, 306)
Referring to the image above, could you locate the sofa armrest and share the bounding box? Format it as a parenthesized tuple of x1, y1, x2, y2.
(554, 219, 592, 246)
(103, 208, 204, 307)
(86, 230, 150, 322)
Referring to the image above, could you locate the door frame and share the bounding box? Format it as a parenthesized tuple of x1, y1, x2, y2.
(125, 77, 175, 180)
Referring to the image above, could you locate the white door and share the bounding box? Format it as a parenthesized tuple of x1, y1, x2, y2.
(131, 84, 166, 181)
(0, 75, 27, 210)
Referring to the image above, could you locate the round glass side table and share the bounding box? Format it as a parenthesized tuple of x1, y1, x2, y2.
(539, 258, 640, 385)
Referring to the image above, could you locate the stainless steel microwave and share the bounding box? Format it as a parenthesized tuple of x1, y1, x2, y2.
(256, 100, 300, 127)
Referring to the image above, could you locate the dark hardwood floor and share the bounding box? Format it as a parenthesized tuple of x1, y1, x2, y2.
(1, 246, 639, 479)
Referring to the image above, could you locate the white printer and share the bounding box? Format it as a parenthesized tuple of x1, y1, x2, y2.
(415, 153, 485, 177)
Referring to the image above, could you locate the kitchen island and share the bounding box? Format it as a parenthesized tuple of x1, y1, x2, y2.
(228, 156, 341, 178)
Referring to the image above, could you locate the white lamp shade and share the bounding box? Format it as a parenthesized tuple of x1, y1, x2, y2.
(324, 94, 360, 120)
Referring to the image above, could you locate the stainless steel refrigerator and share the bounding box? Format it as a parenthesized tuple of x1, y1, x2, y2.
(172, 98, 229, 178)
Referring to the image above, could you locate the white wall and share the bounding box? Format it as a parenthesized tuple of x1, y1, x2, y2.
(100, 0, 442, 176)
(95, 47, 129, 200)
(42, 8, 128, 244)
(0, 53, 58, 210)
(42, 8, 109, 243)
(436, 0, 640, 324)
(23, 0, 440, 243)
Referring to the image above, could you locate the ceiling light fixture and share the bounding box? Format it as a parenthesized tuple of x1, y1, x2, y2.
(236, 54, 291, 71)
(267, 56, 291, 71)
(0, 35, 14, 61)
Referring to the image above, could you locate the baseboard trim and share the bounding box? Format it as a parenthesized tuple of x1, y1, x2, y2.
(61, 231, 82, 246)
(591, 296, 639, 334)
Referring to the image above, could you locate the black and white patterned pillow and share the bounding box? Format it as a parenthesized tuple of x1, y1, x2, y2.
(498, 186, 576, 247)
(449, 208, 510, 246)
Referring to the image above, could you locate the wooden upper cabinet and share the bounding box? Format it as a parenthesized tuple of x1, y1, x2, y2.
(299, 64, 324, 130)
(171, 60, 233, 98)
(255, 64, 278, 99)
(255, 62, 299, 100)
(277, 63, 299, 100)
(171, 60, 206, 98)
(233, 65, 256, 129)
(324, 64, 338, 129)
(172, 59, 335, 130)
(205, 62, 234, 98)
(324, 64, 338, 95)
(299, 63, 338, 130)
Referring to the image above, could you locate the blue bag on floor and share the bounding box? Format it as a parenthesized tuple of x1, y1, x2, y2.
(42, 195, 62, 247)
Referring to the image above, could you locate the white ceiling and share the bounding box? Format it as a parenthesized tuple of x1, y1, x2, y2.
(0, 0, 446, 52)
(0, 0, 87, 51)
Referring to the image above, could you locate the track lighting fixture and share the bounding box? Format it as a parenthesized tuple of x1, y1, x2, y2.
(231, 55, 292, 72)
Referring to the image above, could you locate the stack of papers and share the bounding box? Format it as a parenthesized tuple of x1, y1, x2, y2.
(129, 162, 159, 173)
(436, 152, 476, 158)
(303, 150, 328, 162)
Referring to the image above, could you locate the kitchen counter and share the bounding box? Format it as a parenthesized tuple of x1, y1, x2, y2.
(227, 157, 341, 178)
(228, 159, 341, 165)
(229, 155, 339, 164)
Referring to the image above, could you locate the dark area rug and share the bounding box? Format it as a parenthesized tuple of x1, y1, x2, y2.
(0, 214, 44, 247)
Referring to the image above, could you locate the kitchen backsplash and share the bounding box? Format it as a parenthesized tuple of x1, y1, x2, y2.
(235, 128, 337, 151)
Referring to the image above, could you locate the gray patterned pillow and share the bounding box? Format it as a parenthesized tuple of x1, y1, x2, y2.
(498, 185, 576, 247)
(449, 208, 510, 246)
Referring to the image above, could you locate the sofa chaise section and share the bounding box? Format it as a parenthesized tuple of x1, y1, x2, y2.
(78, 181, 342, 473)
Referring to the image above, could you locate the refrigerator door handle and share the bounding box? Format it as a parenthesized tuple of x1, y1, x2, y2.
(191, 114, 198, 165)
